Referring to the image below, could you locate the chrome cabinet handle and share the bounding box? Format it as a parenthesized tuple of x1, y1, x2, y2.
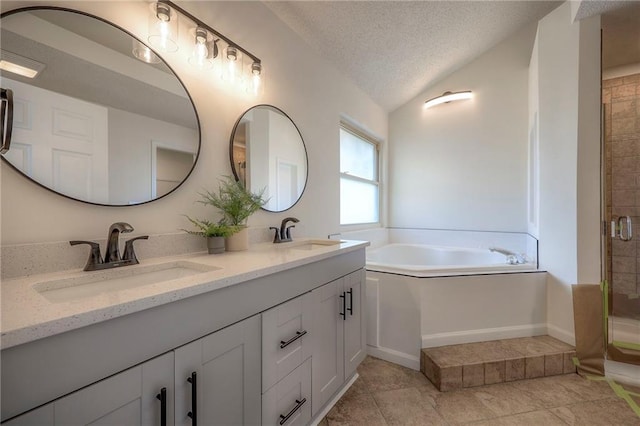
(618, 216, 633, 241)
(279, 398, 307, 425)
(187, 372, 197, 425)
(0, 88, 14, 154)
(156, 387, 167, 426)
(280, 330, 307, 349)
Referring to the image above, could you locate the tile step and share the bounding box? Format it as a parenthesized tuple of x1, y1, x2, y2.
(421, 335, 577, 391)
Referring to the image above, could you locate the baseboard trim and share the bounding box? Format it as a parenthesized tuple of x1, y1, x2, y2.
(546, 324, 576, 346)
(421, 323, 548, 348)
(309, 373, 359, 426)
(367, 345, 420, 371)
(605, 360, 640, 386)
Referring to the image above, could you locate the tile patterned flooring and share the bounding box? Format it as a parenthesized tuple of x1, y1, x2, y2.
(319, 356, 640, 425)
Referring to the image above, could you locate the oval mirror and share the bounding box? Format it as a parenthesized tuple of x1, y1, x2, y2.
(230, 105, 308, 212)
(0, 7, 200, 206)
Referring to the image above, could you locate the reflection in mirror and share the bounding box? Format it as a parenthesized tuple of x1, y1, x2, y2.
(230, 105, 308, 212)
(0, 8, 200, 206)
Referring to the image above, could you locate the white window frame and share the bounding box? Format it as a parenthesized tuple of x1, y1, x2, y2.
(339, 122, 382, 228)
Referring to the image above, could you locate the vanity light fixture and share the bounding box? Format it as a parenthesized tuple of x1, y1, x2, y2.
(132, 40, 161, 64)
(250, 62, 263, 95)
(148, 1, 178, 52)
(223, 46, 240, 82)
(0, 50, 45, 79)
(147, 1, 263, 94)
(424, 90, 473, 109)
(188, 26, 213, 69)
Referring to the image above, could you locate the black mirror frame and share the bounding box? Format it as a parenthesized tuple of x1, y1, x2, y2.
(229, 104, 308, 213)
(0, 6, 201, 207)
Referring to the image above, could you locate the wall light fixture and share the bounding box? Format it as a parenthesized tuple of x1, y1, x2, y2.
(147, 1, 263, 95)
(424, 91, 473, 109)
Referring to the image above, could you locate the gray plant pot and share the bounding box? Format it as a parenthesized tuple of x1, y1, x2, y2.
(207, 236, 226, 254)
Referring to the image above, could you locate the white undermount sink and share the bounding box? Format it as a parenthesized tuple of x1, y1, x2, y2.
(34, 261, 219, 303)
(289, 239, 343, 251)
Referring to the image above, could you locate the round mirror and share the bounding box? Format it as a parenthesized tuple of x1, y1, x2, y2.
(230, 105, 308, 212)
(0, 7, 200, 206)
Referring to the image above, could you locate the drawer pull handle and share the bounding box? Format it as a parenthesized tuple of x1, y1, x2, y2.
(347, 287, 353, 315)
(280, 330, 308, 349)
(156, 387, 167, 426)
(187, 372, 197, 425)
(339, 292, 346, 320)
(279, 398, 307, 425)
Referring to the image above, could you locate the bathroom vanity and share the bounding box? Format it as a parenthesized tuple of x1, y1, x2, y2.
(0, 240, 367, 425)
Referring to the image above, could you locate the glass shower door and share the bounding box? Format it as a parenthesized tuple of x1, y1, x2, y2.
(602, 74, 640, 364)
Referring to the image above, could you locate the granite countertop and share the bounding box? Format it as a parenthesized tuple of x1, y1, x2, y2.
(0, 239, 368, 349)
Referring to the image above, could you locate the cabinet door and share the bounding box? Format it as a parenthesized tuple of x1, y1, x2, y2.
(262, 292, 312, 392)
(262, 358, 311, 426)
(54, 352, 174, 426)
(344, 269, 367, 378)
(311, 278, 345, 416)
(174, 315, 261, 426)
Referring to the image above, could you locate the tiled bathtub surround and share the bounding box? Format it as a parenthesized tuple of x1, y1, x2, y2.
(603, 73, 640, 320)
(421, 336, 576, 392)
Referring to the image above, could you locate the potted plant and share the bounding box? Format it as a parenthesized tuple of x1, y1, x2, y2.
(198, 176, 267, 251)
(183, 216, 238, 254)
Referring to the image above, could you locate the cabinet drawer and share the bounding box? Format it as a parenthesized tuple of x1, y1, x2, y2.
(262, 292, 312, 392)
(262, 358, 311, 426)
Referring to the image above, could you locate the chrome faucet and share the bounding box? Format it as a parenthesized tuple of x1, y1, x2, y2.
(104, 222, 133, 262)
(489, 247, 527, 265)
(70, 222, 148, 271)
(270, 217, 300, 243)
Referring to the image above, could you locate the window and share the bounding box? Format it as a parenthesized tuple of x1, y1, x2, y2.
(340, 125, 380, 225)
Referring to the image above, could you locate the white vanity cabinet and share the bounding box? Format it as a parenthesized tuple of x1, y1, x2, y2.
(311, 269, 366, 416)
(174, 315, 261, 426)
(1, 246, 367, 425)
(4, 352, 174, 426)
(262, 292, 313, 392)
(262, 358, 312, 426)
(261, 293, 313, 425)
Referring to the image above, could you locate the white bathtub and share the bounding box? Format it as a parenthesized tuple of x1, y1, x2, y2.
(366, 243, 535, 277)
(363, 243, 545, 371)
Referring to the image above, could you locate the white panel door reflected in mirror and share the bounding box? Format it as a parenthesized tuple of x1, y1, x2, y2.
(230, 105, 308, 212)
(0, 7, 200, 206)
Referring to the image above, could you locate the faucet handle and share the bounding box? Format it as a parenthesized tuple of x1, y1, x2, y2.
(122, 236, 149, 264)
(70, 240, 103, 271)
(269, 227, 282, 243)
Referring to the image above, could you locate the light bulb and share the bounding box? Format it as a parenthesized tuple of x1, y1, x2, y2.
(188, 27, 211, 69)
(250, 62, 262, 95)
(224, 46, 239, 83)
(148, 2, 178, 53)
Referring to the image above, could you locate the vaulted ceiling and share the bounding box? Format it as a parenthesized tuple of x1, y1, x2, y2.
(266, 1, 640, 112)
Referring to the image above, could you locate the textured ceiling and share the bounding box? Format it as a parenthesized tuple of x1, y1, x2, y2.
(265, 1, 562, 112)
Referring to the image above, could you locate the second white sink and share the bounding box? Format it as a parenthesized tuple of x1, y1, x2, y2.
(34, 261, 219, 303)
(290, 239, 343, 251)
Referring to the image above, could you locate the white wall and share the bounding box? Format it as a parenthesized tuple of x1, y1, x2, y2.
(536, 2, 601, 344)
(388, 23, 536, 232)
(108, 107, 198, 205)
(0, 0, 387, 245)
